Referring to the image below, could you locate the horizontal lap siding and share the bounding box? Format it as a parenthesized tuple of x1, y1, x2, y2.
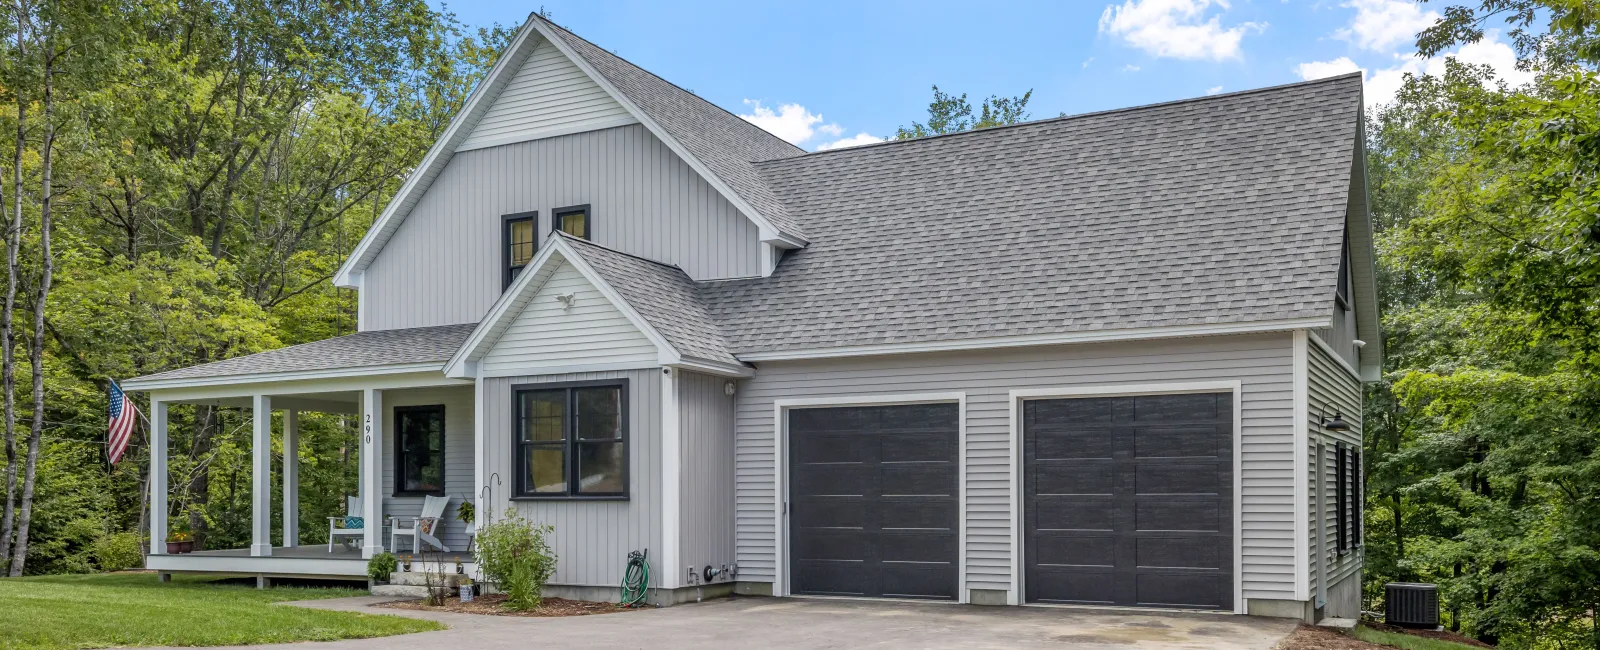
(380, 386, 475, 551)
(679, 371, 737, 579)
(733, 333, 1298, 599)
(363, 124, 761, 332)
(481, 369, 661, 587)
(481, 261, 658, 373)
(457, 37, 635, 150)
(1308, 341, 1363, 600)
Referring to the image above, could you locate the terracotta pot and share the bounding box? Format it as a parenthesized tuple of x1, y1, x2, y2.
(179, 540, 194, 553)
(166, 541, 183, 554)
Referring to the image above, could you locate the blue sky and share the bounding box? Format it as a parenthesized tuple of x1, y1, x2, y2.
(433, 1, 1530, 151)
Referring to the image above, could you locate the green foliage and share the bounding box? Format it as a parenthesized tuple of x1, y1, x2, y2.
(366, 552, 397, 582)
(1352, 625, 1485, 650)
(473, 509, 557, 611)
(894, 86, 1033, 140)
(456, 499, 474, 524)
(90, 532, 142, 572)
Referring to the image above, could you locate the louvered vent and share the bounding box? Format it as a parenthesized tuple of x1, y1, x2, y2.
(1385, 582, 1440, 628)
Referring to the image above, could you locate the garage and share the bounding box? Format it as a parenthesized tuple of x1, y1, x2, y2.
(787, 403, 959, 600)
(1023, 392, 1233, 610)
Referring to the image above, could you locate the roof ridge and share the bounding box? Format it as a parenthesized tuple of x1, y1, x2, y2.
(771, 72, 1365, 160)
(531, 13, 806, 158)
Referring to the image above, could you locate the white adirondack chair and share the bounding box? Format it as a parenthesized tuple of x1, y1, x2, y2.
(391, 495, 451, 554)
(327, 496, 365, 552)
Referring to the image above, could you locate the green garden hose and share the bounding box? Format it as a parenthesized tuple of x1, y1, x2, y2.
(620, 549, 650, 607)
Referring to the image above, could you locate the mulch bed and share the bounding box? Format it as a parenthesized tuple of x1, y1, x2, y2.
(378, 594, 648, 617)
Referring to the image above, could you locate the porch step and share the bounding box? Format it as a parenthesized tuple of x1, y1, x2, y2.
(371, 584, 433, 598)
(1316, 618, 1359, 632)
(389, 571, 468, 587)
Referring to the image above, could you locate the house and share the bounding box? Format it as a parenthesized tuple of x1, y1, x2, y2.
(126, 13, 1378, 621)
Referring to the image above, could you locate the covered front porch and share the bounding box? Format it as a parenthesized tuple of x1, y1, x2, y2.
(122, 329, 483, 581)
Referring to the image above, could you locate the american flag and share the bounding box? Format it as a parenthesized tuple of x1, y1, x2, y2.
(107, 381, 139, 465)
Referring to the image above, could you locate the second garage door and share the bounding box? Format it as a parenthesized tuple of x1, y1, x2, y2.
(1024, 392, 1234, 610)
(788, 403, 959, 600)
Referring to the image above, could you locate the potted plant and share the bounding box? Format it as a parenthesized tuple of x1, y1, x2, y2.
(401, 554, 412, 572)
(456, 499, 475, 526)
(367, 552, 398, 584)
(166, 531, 193, 554)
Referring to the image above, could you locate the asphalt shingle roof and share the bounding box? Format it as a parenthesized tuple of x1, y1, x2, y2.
(126, 323, 478, 383)
(561, 234, 742, 366)
(539, 16, 810, 240)
(700, 74, 1363, 354)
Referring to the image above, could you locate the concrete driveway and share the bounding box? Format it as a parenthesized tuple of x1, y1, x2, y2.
(188, 595, 1299, 649)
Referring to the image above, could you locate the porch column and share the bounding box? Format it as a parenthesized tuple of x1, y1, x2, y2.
(361, 388, 384, 558)
(251, 395, 273, 557)
(282, 410, 298, 548)
(148, 399, 168, 556)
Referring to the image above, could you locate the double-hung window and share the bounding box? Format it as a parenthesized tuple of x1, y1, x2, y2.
(514, 381, 627, 499)
(394, 405, 445, 496)
(553, 205, 590, 240)
(503, 211, 538, 288)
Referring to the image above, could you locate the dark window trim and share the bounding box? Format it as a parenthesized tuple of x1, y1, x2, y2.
(552, 204, 592, 240)
(393, 404, 447, 497)
(1335, 442, 1349, 554)
(1352, 449, 1363, 548)
(503, 211, 538, 289)
(1335, 233, 1351, 310)
(510, 378, 629, 501)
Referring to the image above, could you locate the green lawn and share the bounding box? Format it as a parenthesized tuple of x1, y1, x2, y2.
(0, 572, 442, 649)
(1352, 625, 1484, 650)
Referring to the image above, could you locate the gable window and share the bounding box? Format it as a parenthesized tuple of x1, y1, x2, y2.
(553, 205, 590, 240)
(513, 380, 627, 499)
(1335, 233, 1351, 309)
(394, 405, 446, 496)
(503, 211, 538, 288)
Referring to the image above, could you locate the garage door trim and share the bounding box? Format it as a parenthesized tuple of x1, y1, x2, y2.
(774, 392, 967, 603)
(1008, 381, 1242, 612)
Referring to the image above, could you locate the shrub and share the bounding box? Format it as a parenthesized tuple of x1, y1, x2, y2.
(474, 509, 556, 610)
(367, 552, 398, 582)
(92, 532, 143, 572)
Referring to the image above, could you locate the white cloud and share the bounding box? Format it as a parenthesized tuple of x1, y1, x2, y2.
(738, 100, 841, 146)
(1294, 32, 1537, 108)
(1122, 64, 1142, 72)
(816, 133, 885, 151)
(1098, 0, 1265, 61)
(1206, 85, 1224, 95)
(1335, 0, 1439, 52)
(1082, 57, 1095, 68)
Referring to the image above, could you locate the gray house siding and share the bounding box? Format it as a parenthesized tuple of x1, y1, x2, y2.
(362, 123, 762, 332)
(1313, 299, 1360, 369)
(480, 368, 663, 588)
(379, 386, 475, 552)
(733, 333, 1299, 601)
(1307, 338, 1363, 613)
(678, 370, 738, 583)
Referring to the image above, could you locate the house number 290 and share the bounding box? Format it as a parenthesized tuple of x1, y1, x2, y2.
(364, 413, 371, 443)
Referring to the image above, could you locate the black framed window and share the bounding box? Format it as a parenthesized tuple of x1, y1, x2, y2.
(1335, 234, 1351, 309)
(514, 380, 626, 499)
(1352, 449, 1363, 548)
(1335, 442, 1349, 552)
(394, 405, 445, 496)
(553, 204, 590, 240)
(503, 211, 538, 288)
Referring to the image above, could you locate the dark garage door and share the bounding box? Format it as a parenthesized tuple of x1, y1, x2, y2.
(1024, 392, 1233, 609)
(788, 403, 959, 600)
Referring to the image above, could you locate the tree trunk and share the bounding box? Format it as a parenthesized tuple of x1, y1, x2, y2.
(0, 0, 27, 572)
(9, 40, 52, 576)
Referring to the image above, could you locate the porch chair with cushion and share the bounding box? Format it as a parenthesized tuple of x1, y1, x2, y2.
(327, 496, 365, 552)
(391, 495, 451, 554)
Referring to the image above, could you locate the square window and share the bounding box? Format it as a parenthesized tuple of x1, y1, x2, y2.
(514, 381, 627, 499)
(554, 205, 590, 240)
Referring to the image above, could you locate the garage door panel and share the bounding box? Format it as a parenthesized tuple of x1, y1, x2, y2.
(1034, 533, 1116, 567)
(1136, 535, 1221, 569)
(1025, 393, 1232, 610)
(1033, 495, 1117, 531)
(789, 403, 958, 600)
(1034, 461, 1115, 495)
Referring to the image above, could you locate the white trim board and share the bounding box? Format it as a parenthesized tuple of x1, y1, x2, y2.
(737, 317, 1331, 362)
(1006, 380, 1246, 614)
(1307, 330, 1362, 382)
(123, 362, 447, 392)
(1292, 330, 1311, 601)
(771, 392, 968, 603)
(140, 371, 469, 403)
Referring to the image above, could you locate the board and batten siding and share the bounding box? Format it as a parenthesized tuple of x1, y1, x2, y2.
(456, 37, 636, 152)
(362, 123, 762, 332)
(1307, 339, 1363, 607)
(379, 386, 475, 552)
(733, 333, 1300, 600)
(678, 371, 738, 580)
(480, 260, 658, 375)
(480, 369, 662, 588)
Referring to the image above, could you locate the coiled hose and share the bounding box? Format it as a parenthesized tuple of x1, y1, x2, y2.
(620, 549, 650, 607)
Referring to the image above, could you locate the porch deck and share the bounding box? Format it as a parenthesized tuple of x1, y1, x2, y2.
(147, 545, 475, 579)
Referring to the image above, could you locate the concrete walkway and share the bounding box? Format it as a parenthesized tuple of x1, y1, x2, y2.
(173, 595, 1299, 649)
